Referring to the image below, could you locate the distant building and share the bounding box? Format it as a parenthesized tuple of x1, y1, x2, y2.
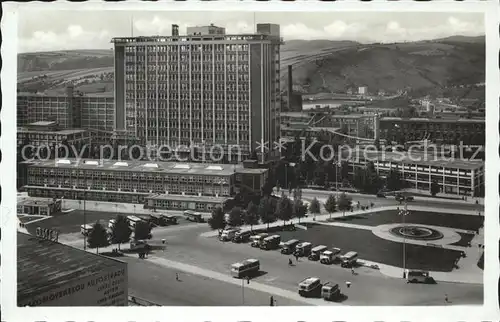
(347, 150, 484, 197)
(358, 86, 368, 95)
(112, 23, 283, 162)
(379, 117, 485, 146)
(17, 121, 91, 148)
(17, 232, 128, 306)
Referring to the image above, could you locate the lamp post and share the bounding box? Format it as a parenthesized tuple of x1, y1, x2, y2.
(83, 189, 87, 251)
(399, 201, 410, 277)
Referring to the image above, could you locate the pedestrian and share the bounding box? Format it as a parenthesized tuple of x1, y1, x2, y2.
(288, 258, 293, 266)
(346, 281, 351, 289)
(175, 273, 180, 281)
(445, 294, 449, 303)
(351, 268, 355, 275)
(295, 254, 299, 262)
(270, 296, 275, 306)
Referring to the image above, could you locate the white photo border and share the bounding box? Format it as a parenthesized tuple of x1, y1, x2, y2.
(2, 0, 499, 321)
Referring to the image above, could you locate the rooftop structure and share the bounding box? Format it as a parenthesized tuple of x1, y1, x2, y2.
(17, 232, 128, 306)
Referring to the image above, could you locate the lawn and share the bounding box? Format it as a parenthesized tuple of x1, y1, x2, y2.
(24, 210, 118, 234)
(274, 223, 462, 272)
(331, 210, 483, 231)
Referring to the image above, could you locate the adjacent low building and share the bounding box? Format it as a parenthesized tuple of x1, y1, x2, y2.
(18, 232, 128, 306)
(17, 196, 62, 216)
(22, 158, 268, 211)
(17, 121, 91, 148)
(347, 150, 484, 197)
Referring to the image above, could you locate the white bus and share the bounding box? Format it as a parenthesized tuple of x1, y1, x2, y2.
(298, 277, 322, 297)
(250, 233, 268, 248)
(220, 228, 240, 242)
(308, 245, 328, 261)
(80, 224, 93, 236)
(184, 210, 204, 223)
(127, 215, 143, 228)
(231, 259, 260, 278)
(406, 270, 431, 283)
(340, 251, 358, 267)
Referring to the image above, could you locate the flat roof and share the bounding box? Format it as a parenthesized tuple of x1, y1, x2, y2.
(30, 121, 57, 126)
(235, 168, 268, 174)
(18, 128, 88, 135)
(28, 158, 242, 176)
(145, 193, 229, 203)
(18, 196, 57, 207)
(17, 232, 126, 302)
(350, 151, 484, 170)
(380, 117, 484, 124)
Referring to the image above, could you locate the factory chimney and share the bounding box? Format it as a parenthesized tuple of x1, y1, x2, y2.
(288, 65, 293, 111)
(172, 24, 179, 37)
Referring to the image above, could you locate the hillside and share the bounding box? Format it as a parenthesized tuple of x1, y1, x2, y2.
(17, 36, 484, 97)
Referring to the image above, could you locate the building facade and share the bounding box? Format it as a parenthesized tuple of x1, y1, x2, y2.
(348, 151, 484, 197)
(379, 117, 485, 146)
(17, 121, 91, 147)
(17, 88, 115, 133)
(23, 158, 268, 211)
(112, 24, 282, 162)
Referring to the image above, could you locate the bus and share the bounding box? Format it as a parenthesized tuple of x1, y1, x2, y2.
(184, 210, 204, 223)
(298, 277, 322, 297)
(233, 230, 253, 243)
(137, 215, 156, 227)
(340, 251, 358, 268)
(230, 259, 260, 278)
(406, 270, 431, 283)
(294, 242, 312, 257)
(280, 239, 300, 255)
(260, 235, 281, 250)
(162, 214, 178, 225)
(149, 214, 168, 226)
(80, 224, 93, 236)
(308, 245, 328, 261)
(250, 233, 269, 248)
(127, 215, 143, 228)
(220, 228, 240, 242)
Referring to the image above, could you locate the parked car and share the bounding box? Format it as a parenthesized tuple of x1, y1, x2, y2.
(376, 192, 386, 198)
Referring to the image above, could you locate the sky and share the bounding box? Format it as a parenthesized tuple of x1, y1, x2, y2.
(18, 11, 484, 53)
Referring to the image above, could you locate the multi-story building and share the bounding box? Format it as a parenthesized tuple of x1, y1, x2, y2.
(379, 117, 485, 146)
(112, 23, 282, 162)
(347, 150, 484, 197)
(17, 121, 91, 147)
(17, 87, 115, 135)
(23, 158, 268, 211)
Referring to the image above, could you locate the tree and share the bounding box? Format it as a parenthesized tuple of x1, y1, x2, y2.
(293, 199, 307, 223)
(87, 222, 110, 254)
(308, 197, 321, 218)
(258, 197, 277, 230)
(324, 194, 337, 219)
(109, 215, 132, 250)
(245, 201, 260, 231)
(386, 169, 402, 192)
(275, 195, 293, 227)
(208, 206, 226, 234)
(337, 193, 352, 217)
(430, 180, 440, 197)
(227, 206, 244, 227)
(134, 221, 152, 240)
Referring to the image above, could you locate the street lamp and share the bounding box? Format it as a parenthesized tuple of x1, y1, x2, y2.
(242, 276, 250, 304)
(399, 201, 410, 278)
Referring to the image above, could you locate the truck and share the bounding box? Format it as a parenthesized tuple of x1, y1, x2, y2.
(249, 233, 269, 248)
(260, 235, 281, 250)
(298, 277, 322, 297)
(340, 251, 358, 268)
(280, 239, 300, 255)
(293, 242, 312, 257)
(308, 245, 328, 261)
(320, 248, 342, 265)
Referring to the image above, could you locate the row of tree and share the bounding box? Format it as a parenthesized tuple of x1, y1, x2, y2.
(208, 192, 354, 233)
(86, 215, 152, 253)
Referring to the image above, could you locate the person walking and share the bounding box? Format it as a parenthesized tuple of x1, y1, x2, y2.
(346, 281, 351, 289)
(295, 254, 299, 262)
(175, 273, 180, 281)
(269, 296, 275, 306)
(288, 258, 293, 266)
(445, 294, 449, 303)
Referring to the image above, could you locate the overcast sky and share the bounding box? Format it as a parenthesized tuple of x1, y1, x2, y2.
(18, 11, 484, 53)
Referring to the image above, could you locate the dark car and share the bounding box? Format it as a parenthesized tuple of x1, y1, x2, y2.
(376, 192, 386, 198)
(405, 196, 414, 201)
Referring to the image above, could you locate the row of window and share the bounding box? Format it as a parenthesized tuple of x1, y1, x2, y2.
(126, 44, 250, 53)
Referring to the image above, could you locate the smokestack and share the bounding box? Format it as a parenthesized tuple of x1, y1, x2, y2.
(172, 24, 179, 37)
(288, 65, 293, 111)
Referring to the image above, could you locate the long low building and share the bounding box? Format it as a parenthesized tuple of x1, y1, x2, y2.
(23, 158, 268, 211)
(18, 232, 128, 306)
(347, 151, 484, 197)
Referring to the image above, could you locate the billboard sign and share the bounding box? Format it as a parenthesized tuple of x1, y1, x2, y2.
(19, 264, 128, 307)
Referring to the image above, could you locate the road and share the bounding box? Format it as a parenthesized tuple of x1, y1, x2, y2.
(123, 256, 309, 306)
(144, 224, 483, 306)
(294, 190, 483, 213)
